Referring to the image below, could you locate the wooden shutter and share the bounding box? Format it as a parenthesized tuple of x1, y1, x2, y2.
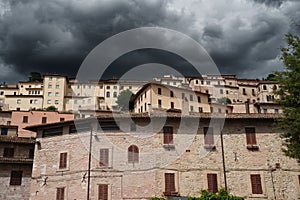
(207, 173, 218, 193)
(56, 187, 65, 200)
(245, 127, 257, 145)
(100, 149, 109, 166)
(165, 173, 175, 195)
(10, 171, 22, 185)
(59, 152, 67, 169)
(163, 126, 173, 144)
(42, 117, 47, 124)
(98, 184, 108, 200)
(250, 174, 263, 194)
(128, 145, 139, 163)
(204, 127, 214, 145)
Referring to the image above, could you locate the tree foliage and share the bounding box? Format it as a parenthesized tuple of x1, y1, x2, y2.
(29, 72, 42, 82)
(217, 97, 232, 105)
(274, 31, 300, 162)
(116, 89, 135, 111)
(46, 106, 56, 111)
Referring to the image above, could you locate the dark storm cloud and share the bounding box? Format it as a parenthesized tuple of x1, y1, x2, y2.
(0, 0, 300, 82)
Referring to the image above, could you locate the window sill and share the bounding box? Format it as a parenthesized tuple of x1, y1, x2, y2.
(56, 168, 70, 173)
(163, 144, 175, 150)
(247, 145, 259, 150)
(248, 194, 267, 198)
(204, 144, 216, 150)
(163, 191, 178, 196)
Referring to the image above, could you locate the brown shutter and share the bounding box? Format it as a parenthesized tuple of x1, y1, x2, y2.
(128, 145, 139, 163)
(250, 174, 263, 194)
(3, 148, 14, 158)
(163, 127, 173, 144)
(100, 149, 109, 166)
(245, 127, 257, 145)
(204, 127, 214, 145)
(59, 152, 67, 169)
(98, 184, 108, 200)
(10, 171, 22, 185)
(165, 173, 175, 195)
(56, 187, 65, 200)
(207, 173, 218, 193)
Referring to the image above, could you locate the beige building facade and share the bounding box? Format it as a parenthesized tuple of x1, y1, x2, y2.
(26, 113, 300, 200)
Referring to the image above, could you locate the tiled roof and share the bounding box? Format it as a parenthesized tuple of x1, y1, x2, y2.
(0, 136, 36, 144)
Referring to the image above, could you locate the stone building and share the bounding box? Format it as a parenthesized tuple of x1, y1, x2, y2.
(26, 113, 300, 200)
(0, 130, 35, 200)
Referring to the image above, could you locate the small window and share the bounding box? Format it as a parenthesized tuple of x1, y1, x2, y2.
(60, 118, 65, 122)
(164, 173, 176, 196)
(0, 91, 3, 95)
(17, 99, 21, 104)
(99, 149, 109, 167)
(56, 85, 60, 89)
(245, 127, 258, 149)
(23, 116, 28, 123)
(220, 89, 223, 94)
(195, 80, 199, 84)
(204, 127, 214, 146)
(181, 93, 185, 99)
(3, 148, 14, 157)
(98, 184, 108, 200)
(106, 86, 110, 89)
(128, 145, 139, 163)
(42, 117, 47, 124)
(190, 95, 193, 101)
(56, 187, 65, 200)
(163, 126, 173, 144)
(55, 100, 59, 105)
(263, 109, 267, 114)
(113, 86, 117, 89)
(1, 128, 8, 135)
(158, 88, 162, 95)
(190, 106, 194, 112)
(10, 171, 22, 186)
(113, 92, 117, 98)
(59, 152, 67, 169)
(55, 92, 59, 97)
(250, 174, 263, 194)
(206, 81, 210, 85)
(48, 84, 52, 89)
(158, 99, 162, 108)
(170, 91, 174, 97)
(47, 100, 51, 104)
(49, 77, 53, 81)
(274, 109, 279, 114)
(171, 102, 174, 109)
(207, 173, 218, 193)
(106, 92, 110, 98)
(198, 107, 203, 113)
(218, 108, 222, 113)
(48, 92, 52, 97)
(197, 96, 201, 103)
(263, 85, 267, 90)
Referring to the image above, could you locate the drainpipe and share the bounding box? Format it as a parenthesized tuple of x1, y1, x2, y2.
(220, 130, 228, 191)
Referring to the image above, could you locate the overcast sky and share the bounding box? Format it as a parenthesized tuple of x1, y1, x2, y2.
(0, 0, 299, 83)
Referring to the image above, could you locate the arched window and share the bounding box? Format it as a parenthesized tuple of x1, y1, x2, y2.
(128, 145, 139, 163)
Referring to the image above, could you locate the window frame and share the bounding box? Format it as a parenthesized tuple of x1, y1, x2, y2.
(10, 170, 23, 186)
(128, 145, 139, 164)
(207, 173, 218, 193)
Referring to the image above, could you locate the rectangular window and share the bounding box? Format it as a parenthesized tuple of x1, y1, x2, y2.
(56, 85, 60, 89)
(170, 91, 174, 97)
(98, 184, 108, 200)
(190, 95, 193, 101)
(250, 174, 263, 194)
(158, 88, 162, 95)
(190, 106, 194, 112)
(171, 102, 174, 109)
(207, 173, 218, 193)
(1, 128, 8, 135)
(163, 126, 173, 144)
(274, 109, 279, 114)
(60, 118, 65, 122)
(47, 100, 51, 104)
(48, 92, 52, 97)
(99, 149, 109, 167)
(23, 116, 28, 123)
(158, 99, 162, 108)
(55, 92, 59, 97)
(59, 152, 67, 169)
(10, 171, 22, 185)
(220, 89, 223, 94)
(198, 107, 203, 113)
(56, 187, 65, 200)
(4, 148, 14, 157)
(98, 121, 120, 131)
(198, 96, 201, 103)
(245, 127, 257, 146)
(42, 117, 47, 124)
(164, 173, 176, 195)
(17, 99, 21, 104)
(48, 84, 52, 89)
(204, 127, 214, 146)
(55, 100, 59, 104)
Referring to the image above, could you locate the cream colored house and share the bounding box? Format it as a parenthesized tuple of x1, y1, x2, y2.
(134, 83, 211, 113)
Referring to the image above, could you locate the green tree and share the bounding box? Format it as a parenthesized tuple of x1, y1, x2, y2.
(116, 89, 135, 111)
(217, 97, 232, 105)
(46, 106, 56, 111)
(28, 72, 42, 82)
(265, 73, 277, 81)
(274, 31, 300, 162)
